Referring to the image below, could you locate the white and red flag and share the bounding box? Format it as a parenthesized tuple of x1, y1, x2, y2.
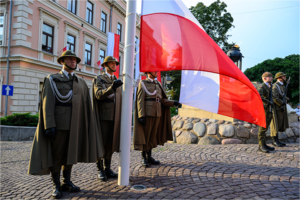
(97, 60, 103, 70)
(107, 32, 120, 78)
(140, 0, 265, 127)
(63, 46, 68, 52)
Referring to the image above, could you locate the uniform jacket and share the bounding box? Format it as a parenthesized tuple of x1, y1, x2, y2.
(270, 81, 289, 134)
(92, 73, 122, 153)
(258, 83, 272, 113)
(133, 79, 174, 150)
(28, 71, 104, 175)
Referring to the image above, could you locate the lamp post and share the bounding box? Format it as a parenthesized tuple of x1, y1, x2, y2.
(227, 45, 243, 71)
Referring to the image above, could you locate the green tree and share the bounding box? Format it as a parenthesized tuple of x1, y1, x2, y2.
(163, 0, 235, 100)
(244, 54, 299, 106)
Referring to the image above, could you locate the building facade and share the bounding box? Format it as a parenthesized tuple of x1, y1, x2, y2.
(0, 0, 140, 116)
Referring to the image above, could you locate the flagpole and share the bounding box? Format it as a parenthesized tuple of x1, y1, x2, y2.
(118, 0, 136, 186)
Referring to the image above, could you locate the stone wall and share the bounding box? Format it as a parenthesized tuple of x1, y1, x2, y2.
(171, 115, 300, 145)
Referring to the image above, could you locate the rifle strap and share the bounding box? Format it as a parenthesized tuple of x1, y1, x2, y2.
(275, 83, 284, 96)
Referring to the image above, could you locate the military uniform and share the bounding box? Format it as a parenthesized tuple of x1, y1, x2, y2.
(92, 56, 122, 181)
(270, 72, 289, 147)
(28, 51, 103, 199)
(134, 77, 177, 167)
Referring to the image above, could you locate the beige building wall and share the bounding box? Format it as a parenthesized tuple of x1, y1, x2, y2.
(0, 0, 140, 116)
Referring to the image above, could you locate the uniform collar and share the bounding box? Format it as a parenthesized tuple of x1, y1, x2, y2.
(277, 80, 284, 85)
(62, 69, 74, 79)
(264, 82, 270, 87)
(106, 72, 115, 79)
(147, 77, 155, 82)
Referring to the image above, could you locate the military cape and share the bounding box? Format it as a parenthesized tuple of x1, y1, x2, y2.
(133, 81, 173, 150)
(28, 73, 104, 175)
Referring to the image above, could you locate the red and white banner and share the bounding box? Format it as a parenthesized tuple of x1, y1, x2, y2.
(63, 46, 68, 52)
(140, 0, 265, 127)
(107, 32, 120, 78)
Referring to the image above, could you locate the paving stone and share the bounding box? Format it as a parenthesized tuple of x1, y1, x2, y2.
(222, 139, 243, 145)
(193, 123, 206, 137)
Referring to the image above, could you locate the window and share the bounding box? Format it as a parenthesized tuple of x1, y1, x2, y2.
(99, 49, 105, 63)
(68, 0, 77, 14)
(0, 14, 4, 46)
(67, 34, 75, 52)
(135, 36, 138, 52)
(42, 23, 54, 53)
(101, 12, 107, 33)
(117, 23, 122, 42)
(85, 42, 92, 65)
(86, 1, 93, 25)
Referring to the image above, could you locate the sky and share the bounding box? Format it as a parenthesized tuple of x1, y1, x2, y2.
(135, 0, 300, 72)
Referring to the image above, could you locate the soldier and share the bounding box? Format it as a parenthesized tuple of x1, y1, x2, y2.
(92, 56, 123, 181)
(257, 72, 275, 153)
(133, 71, 181, 168)
(28, 50, 103, 199)
(270, 72, 289, 147)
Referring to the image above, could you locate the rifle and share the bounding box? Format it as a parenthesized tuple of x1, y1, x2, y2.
(281, 76, 290, 111)
(269, 83, 273, 113)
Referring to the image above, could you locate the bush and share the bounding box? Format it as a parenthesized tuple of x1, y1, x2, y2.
(1, 113, 39, 127)
(170, 107, 178, 117)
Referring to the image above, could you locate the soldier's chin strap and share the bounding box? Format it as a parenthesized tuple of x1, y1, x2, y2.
(105, 66, 116, 73)
(63, 62, 77, 70)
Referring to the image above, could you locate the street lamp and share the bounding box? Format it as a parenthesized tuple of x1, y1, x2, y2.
(227, 44, 243, 71)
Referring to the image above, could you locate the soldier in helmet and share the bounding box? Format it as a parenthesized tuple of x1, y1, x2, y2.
(92, 56, 123, 181)
(270, 72, 289, 147)
(28, 50, 103, 199)
(133, 71, 181, 168)
(257, 72, 275, 153)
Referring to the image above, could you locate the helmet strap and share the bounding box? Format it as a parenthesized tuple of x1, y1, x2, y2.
(105, 64, 116, 73)
(62, 58, 77, 70)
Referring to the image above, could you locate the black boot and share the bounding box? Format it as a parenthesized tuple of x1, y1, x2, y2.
(147, 150, 160, 165)
(276, 135, 286, 146)
(141, 151, 149, 168)
(264, 141, 275, 151)
(61, 169, 80, 192)
(258, 145, 269, 153)
(51, 172, 62, 199)
(272, 136, 283, 147)
(96, 159, 107, 182)
(104, 159, 118, 178)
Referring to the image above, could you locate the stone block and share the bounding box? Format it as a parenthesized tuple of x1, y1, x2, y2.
(207, 123, 218, 135)
(250, 128, 259, 138)
(192, 119, 200, 123)
(18, 5, 33, 15)
(24, 106, 33, 111)
(232, 122, 238, 125)
(17, 17, 32, 26)
(292, 127, 299, 136)
(26, 71, 36, 77)
(266, 127, 271, 137)
(11, 69, 20, 75)
(205, 122, 211, 126)
(15, 40, 31, 47)
(244, 123, 252, 129)
(176, 131, 198, 144)
(14, 1, 29, 6)
(222, 139, 242, 145)
(12, 82, 25, 88)
(175, 131, 182, 137)
(14, 11, 28, 18)
(18, 101, 30, 106)
(12, 34, 27, 41)
(25, 95, 34, 100)
(25, 83, 35, 89)
(219, 125, 235, 138)
(172, 130, 176, 143)
(9, 106, 24, 112)
(182, 123, 193, 131)
(17, 29, 32, 37)
(13, 23, 27, 29)
(193, 123, 206, 137)
(198, 136, 220, 145)
(209, 119, 217, 123)
(173, 121, 184, 130)
(218, 120, 225, 124)
(16, 89, 30, 94)
(171, 120, 175, 126)
(31, 78, 38, 83)
(13, 100, 19, 105)
(285, 128, 294, 137)
(278, 132, 287, 140)
(187, 118, 194, 123)
(36, 73, 47, 78)
(30, 101, 36, 106)
(0, 125, 36, 141)
(236, 125, 250, 139)
(201, 118, 208, 122)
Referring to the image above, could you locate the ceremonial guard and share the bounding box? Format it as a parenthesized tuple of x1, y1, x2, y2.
(257, 72, 275, 153)
(28, 50, 103, 199)
(92, 56, 123, 181)
(270, 72, 289, 147)
(133, 71, 181, 168)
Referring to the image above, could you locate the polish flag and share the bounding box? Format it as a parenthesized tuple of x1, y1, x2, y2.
(97, 60, 103, 70)
(107, 32, 120, 78)
(140, 0, 265, 127)
(63, 46, 68, 52)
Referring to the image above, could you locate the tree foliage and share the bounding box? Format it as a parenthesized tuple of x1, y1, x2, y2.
(1, 113, 39, 127)
(163, 0, 235, 100)
(244, 54, 299, 106)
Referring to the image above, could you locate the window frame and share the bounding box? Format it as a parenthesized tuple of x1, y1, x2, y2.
(86, 1, 94, 25)
(85, 42, 92, 66)
(101, 11, 107, 33)
(68, 0, 77, 14)
(117, 22, 122, 42)
(42, 23, 54, 54)
(99, 49, 105, 63)
(67, 34, 76, 52)
(0, 13, 4, 46)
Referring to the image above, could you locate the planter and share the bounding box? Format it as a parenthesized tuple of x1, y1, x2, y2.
(0, 125, 36, 141)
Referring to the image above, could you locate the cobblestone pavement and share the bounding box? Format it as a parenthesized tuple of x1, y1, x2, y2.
(0, 141, 299, 200)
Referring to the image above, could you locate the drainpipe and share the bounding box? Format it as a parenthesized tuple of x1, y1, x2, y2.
(5, 0, 13, 116)
(109, 2, 113, 32)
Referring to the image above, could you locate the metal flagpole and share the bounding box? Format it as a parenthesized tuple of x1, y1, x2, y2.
(118, 0, 136, 186)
